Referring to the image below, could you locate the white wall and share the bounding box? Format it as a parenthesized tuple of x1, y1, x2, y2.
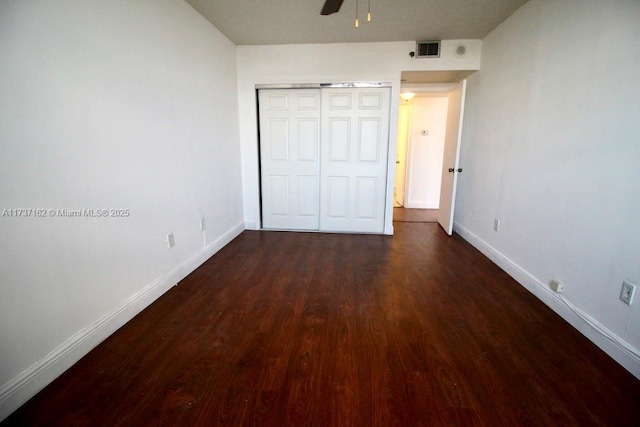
(404, 95, 449, 209)
(236, 40, 481, 233)
(455, 0, 640, 376)
(0, 0, 244, 418)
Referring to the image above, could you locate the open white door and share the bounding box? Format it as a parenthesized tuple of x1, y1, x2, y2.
(394, 102, 411, 207)
(438, 80, 467, 235)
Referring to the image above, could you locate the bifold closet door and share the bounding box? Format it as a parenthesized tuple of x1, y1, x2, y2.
(320, 87, 391, 233)
(259, 89, 321, 230)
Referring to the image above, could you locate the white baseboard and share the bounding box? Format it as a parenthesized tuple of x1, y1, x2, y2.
(404, 201, 439, 209)
(454, 221, 640, 379)
(244, 219, 259, 230)
(0, 221, 245, 422)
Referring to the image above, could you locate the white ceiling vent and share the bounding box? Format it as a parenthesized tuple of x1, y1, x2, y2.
(416, 41, 441, 58)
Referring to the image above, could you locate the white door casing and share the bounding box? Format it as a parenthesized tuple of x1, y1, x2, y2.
(438, 80, 467, 235)
(394, 102, 411, 207)
(259, 89, 321, 230)
(259, 86, 391, 234)
(320, 88, 391, 233)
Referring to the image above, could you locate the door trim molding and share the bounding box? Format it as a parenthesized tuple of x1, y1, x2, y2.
(256, 82, 393, 90)
(257, 86, 392, 234)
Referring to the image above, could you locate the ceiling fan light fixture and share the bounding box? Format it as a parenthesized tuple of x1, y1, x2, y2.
(320, 0, 344, 15)
(355, 0, 359, 28)
(321, 0, 370, 27)
(400, 92, 416, 101)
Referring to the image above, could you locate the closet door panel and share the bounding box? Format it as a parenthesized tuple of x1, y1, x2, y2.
(259, 89, 321, 230)
(320, 88, 391, 233)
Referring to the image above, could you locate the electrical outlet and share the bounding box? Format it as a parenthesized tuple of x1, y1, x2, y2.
(550, 279, 564, 293)
(620, 280, 636, 305)
(200, 217, 206, 231)
(493, 218, 500, 232)
(167, 233, 175, 248)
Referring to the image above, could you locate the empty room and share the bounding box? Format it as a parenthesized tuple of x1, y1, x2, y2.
(1, 0, 638, 425)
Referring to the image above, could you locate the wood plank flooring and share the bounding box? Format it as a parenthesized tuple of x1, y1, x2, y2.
(3, 223, 639, 426)
(393, 208, 438, 223)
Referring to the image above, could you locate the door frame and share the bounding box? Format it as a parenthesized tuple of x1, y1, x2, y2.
(256, 82, 394, 234)
(394, 100, 412, 207)
(393, 81, 467, 234)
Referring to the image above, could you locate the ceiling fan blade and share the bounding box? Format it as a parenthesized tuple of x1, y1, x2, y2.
(321, 0, 344, 15)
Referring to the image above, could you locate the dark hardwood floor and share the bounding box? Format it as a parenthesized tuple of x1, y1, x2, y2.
(4, 224, 639, 426)
(393, 207, 438, 223)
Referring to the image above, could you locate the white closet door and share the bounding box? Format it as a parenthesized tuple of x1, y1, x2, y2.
(320, 88, 391, 233)
(259, 89, 321, 230)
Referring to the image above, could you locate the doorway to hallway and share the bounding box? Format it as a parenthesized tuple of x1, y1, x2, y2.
(393, 76, 469, 235)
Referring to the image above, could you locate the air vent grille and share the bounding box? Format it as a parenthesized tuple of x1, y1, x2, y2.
(416, 41, 441, 58)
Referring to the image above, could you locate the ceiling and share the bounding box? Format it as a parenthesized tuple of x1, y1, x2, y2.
(401, 70, 477, 84)
(185, 0, 529, 46)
